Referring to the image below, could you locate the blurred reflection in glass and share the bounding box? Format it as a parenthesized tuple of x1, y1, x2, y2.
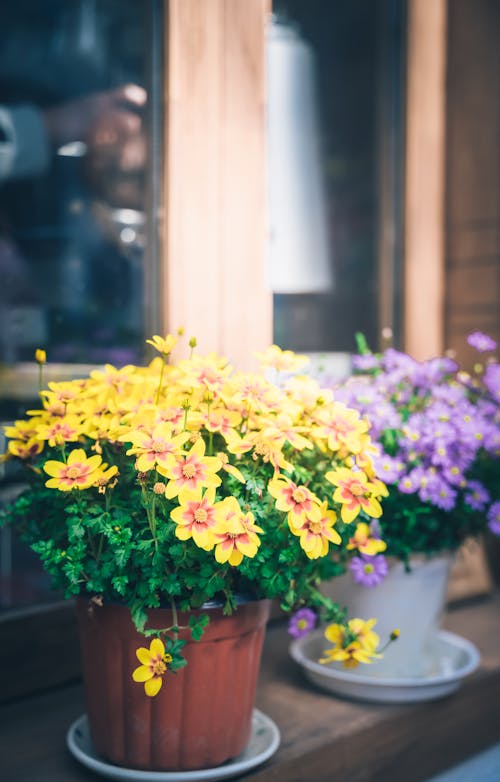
(0, 0, 161, 368)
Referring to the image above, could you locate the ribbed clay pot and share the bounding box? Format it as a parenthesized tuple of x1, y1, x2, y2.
(76, 597, 271, 771)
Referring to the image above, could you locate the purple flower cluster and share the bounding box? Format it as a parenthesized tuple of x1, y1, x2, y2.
(335, 334, 500, 546)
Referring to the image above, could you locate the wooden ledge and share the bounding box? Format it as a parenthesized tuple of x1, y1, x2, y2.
(2, 594, 500, 781)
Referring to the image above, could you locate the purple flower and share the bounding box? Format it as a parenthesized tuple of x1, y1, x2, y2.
(419, 475, 457, 511)
(487, 502, 500, 535)
(288, 608, 317, 639)
(464, 480, 490, 511)
(382, 348, 418, 375)
(415, 357, 458, 387)
(398, 468, 423, 495)
(484, 424, 500, 455)
(352, 353, 380, 371)
(483, 363, 500, 402)
(467, 331, 498, 353)
(372, 452, 405, 483)
(369, 519, 383, 539)
(350, 554, 388, 588)
(443, 463, 466, 487)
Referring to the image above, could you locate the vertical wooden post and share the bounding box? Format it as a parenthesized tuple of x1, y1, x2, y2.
(404, 0, 447, 359)
(162, 0, 272, 368)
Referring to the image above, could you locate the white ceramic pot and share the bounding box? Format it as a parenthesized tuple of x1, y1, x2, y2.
(323, 555, 453, 677)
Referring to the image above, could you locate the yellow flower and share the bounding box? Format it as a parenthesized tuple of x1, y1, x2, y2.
(170, 487, 221, 550)
(262, 413, 313, 451)
(227, 430, 293, 473)
(347, 522, 387, 556)
(268, 475, 321, 528)
(205, 408, 242, 442)
(213, 497, 262, 566)
(146, 334, 178, 357)
(4, 420, 39, 441)
(35, 348, 46, 364)
(132, 638, 172, 697)
(158, 438, 222, 499)
(178, 353, 232, 396)
(284, 375, 333, 412)
(123, 423, 190, 472)
(28, 391, 66, 417)
(43, 448, 104, 491)
(315, 403, 369, 455)
(325, 467, 383, 524)
(320, 618, 381, 668)
(8, 438, 44, 460)
(92, 464, 119, 492)
(254, 344, 309, 373)
(35, 415, 82, 447)
(44, 380, 82, 404)
(230, 373, 275, 412)
(291, 501, 341, 559)
(89, 364, 137, 393)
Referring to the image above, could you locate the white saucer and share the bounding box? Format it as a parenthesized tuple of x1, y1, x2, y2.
(67, 710, 280, 781)
(290, 629, 480, 703)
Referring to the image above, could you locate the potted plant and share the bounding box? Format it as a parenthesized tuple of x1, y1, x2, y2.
(322, 330, 500, 676)
(1, 334, 388, 771)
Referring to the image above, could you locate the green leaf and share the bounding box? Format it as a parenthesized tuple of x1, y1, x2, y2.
(131, 602, 148, 634)
(188, 613, 209, 641)
(355, 331, 371, 355)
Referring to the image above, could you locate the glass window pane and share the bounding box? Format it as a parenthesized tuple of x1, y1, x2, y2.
(0, 0, 162, 372)
(269, 0, 405, 354)
(0, 0, 162, 611)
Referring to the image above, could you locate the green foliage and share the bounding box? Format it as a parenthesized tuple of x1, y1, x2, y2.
(1, 338, 390, 671)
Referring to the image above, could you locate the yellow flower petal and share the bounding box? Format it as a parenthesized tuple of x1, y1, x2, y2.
(136, 647, 153, 665)
(43, 460, 65, 477)
(150, 637, 165, 658)
(132, 665, 152, 682)
(145, 676, 163, 697)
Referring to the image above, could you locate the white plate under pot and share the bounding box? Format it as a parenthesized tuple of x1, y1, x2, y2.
(67, 709, 280, 782)
(290, 629, 480, 704)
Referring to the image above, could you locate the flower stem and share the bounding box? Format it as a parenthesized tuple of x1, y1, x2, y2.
(155, 357, 166, 405)
(170, 599, 179, 637)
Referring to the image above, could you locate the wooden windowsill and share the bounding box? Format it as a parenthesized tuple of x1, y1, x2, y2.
(2, 593, 500, 781)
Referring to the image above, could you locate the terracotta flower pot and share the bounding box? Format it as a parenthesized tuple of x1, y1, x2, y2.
(75, 597, 271, 771)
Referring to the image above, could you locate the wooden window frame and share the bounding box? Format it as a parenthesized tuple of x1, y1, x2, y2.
(403, 0, 447, 358)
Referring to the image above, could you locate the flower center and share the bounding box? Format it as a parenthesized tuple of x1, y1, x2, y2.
(182, 463, 196, 478)
(297, 619, 308, 630)
(363, 564, 374, 574)
(194, 508, 208, 523)
(308, 521, 321, 534)
(254, 441, 269, 457)
(151, 439, 166, 452)
(292, 488, 307, 503)
(67, 466, 82, 479)
(151, 660, 167, 676)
